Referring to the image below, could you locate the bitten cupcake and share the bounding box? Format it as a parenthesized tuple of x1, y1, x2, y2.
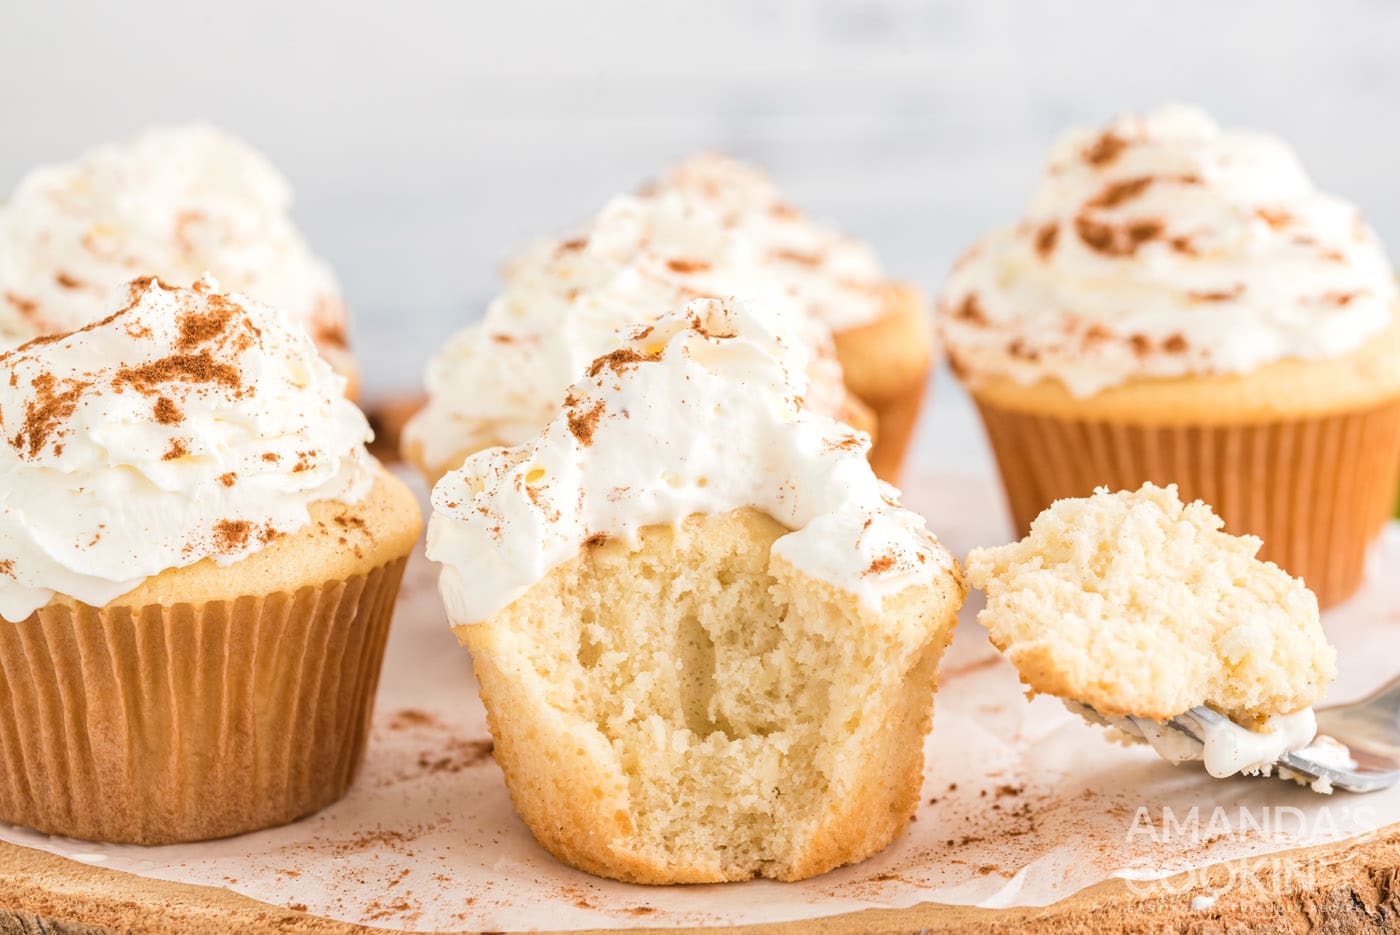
(0, 276, 420, 844)
(405, 154, 931, 485)
(427, 298, 964, 883)
(0, 125, 357, 391)
(939, 105, 1400, 607)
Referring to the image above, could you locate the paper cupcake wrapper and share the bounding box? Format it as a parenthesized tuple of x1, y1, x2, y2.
(0, 556, 408, 844)
(975, 397, 1400, 609)
(867, 380, 929, 485)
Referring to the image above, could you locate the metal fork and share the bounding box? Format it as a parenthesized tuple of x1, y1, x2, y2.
(1167, 675, 1400, 793)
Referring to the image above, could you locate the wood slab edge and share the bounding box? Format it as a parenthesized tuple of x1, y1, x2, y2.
(3, 823, 1400, 934)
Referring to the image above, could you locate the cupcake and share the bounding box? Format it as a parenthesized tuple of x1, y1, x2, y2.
(967, 484, 1336, 779)
(426, 298, 965, 883)
(405, 153, 931, 485)
(0, 125, 357, 392)
(939, 105, 1400, 607)
(0, 276, 420, 844)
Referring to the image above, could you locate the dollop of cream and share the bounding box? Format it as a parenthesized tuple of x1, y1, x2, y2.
(427, 297, 954, 626)
(406, 180, 855, 473)
(939, 104, 1397, 396)
(405, 153, 888, 476)
(1070, 701, 1319, 779)
(654, 154, 889, 332)
(0, 125, 350, 371)
(0, 277, 373, 622)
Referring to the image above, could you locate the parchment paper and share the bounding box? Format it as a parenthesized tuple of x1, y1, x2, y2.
(3, 470, 1397, 931)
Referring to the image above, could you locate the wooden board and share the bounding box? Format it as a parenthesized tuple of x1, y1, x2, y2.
(3, 827, 1400, 934)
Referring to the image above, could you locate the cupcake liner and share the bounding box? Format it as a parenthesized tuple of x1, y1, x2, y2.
(975, 397, 1400, 608)
(867, 379, 928, 485)
(0, 556, 408, 844)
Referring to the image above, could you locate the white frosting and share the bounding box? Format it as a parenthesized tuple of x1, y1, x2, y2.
(1280, 734, 1357, 794)
(0, 277, 373, 622)
(405, 179, 855, 472)
(655, 154, 889, 331)
(427, 297, 954, 626)
(1070, 701, 1318, 779)
(0, 125, 350, 371)
(940, 104, 1397, 396)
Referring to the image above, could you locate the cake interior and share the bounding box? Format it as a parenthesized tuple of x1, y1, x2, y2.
(965, 483, 1336, 727)
(471, 507, 940, 881)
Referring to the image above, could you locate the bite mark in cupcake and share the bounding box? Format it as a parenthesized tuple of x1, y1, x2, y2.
(427, 298, 964, 883)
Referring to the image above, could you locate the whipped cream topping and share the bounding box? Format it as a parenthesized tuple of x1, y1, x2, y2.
(427, 297, 954, 626)
(405, 176, 856, 473)
(0, 125, 350, 370)
(1070, 702, 1319, 780)
(939, 105, 1398, 396)
(654, 154, 889, 332)
(0, 277, 373, 622)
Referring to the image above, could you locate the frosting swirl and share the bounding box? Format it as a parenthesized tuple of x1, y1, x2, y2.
(405, 181, 856, 473)
(0, 125, 350, 373)
(427, 297, 954, 626)
(0, 277, 373, 622)
(939, 105, 1397, 396)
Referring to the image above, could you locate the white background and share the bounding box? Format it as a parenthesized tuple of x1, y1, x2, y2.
(3, 0, 1398, 471)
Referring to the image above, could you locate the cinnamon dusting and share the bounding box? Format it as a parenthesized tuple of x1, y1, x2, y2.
(113, 352, 242, 396)
(586, 348, 658, 378)
(566, 401, 606, 447)
(153, 396, 183, 424)
(10, 373, 89, 459)
(772, 248, 822, 267)
(1074, 216, 1163, 257)
(955, 293, 988, 325)
(1086, 177, 1154, 210)
(175, 296, 239, 350)
(1082, 131, 1128, 166)
(213, 519, 252, 552)
(866, 554, 897, 575)
(1188, 285, 1245, 303)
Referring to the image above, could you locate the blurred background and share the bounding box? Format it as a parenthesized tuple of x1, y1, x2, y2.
(4, 0, 1398, 473)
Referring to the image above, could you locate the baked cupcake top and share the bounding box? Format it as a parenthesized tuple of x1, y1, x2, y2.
(427, 297, 955, 626)
(966, 483, 1336, 728)
(0, 125, 350, 371)
(0, 277, 373, 622)
(939, 105, 1397, 397)
(405, 167, 864, 471)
